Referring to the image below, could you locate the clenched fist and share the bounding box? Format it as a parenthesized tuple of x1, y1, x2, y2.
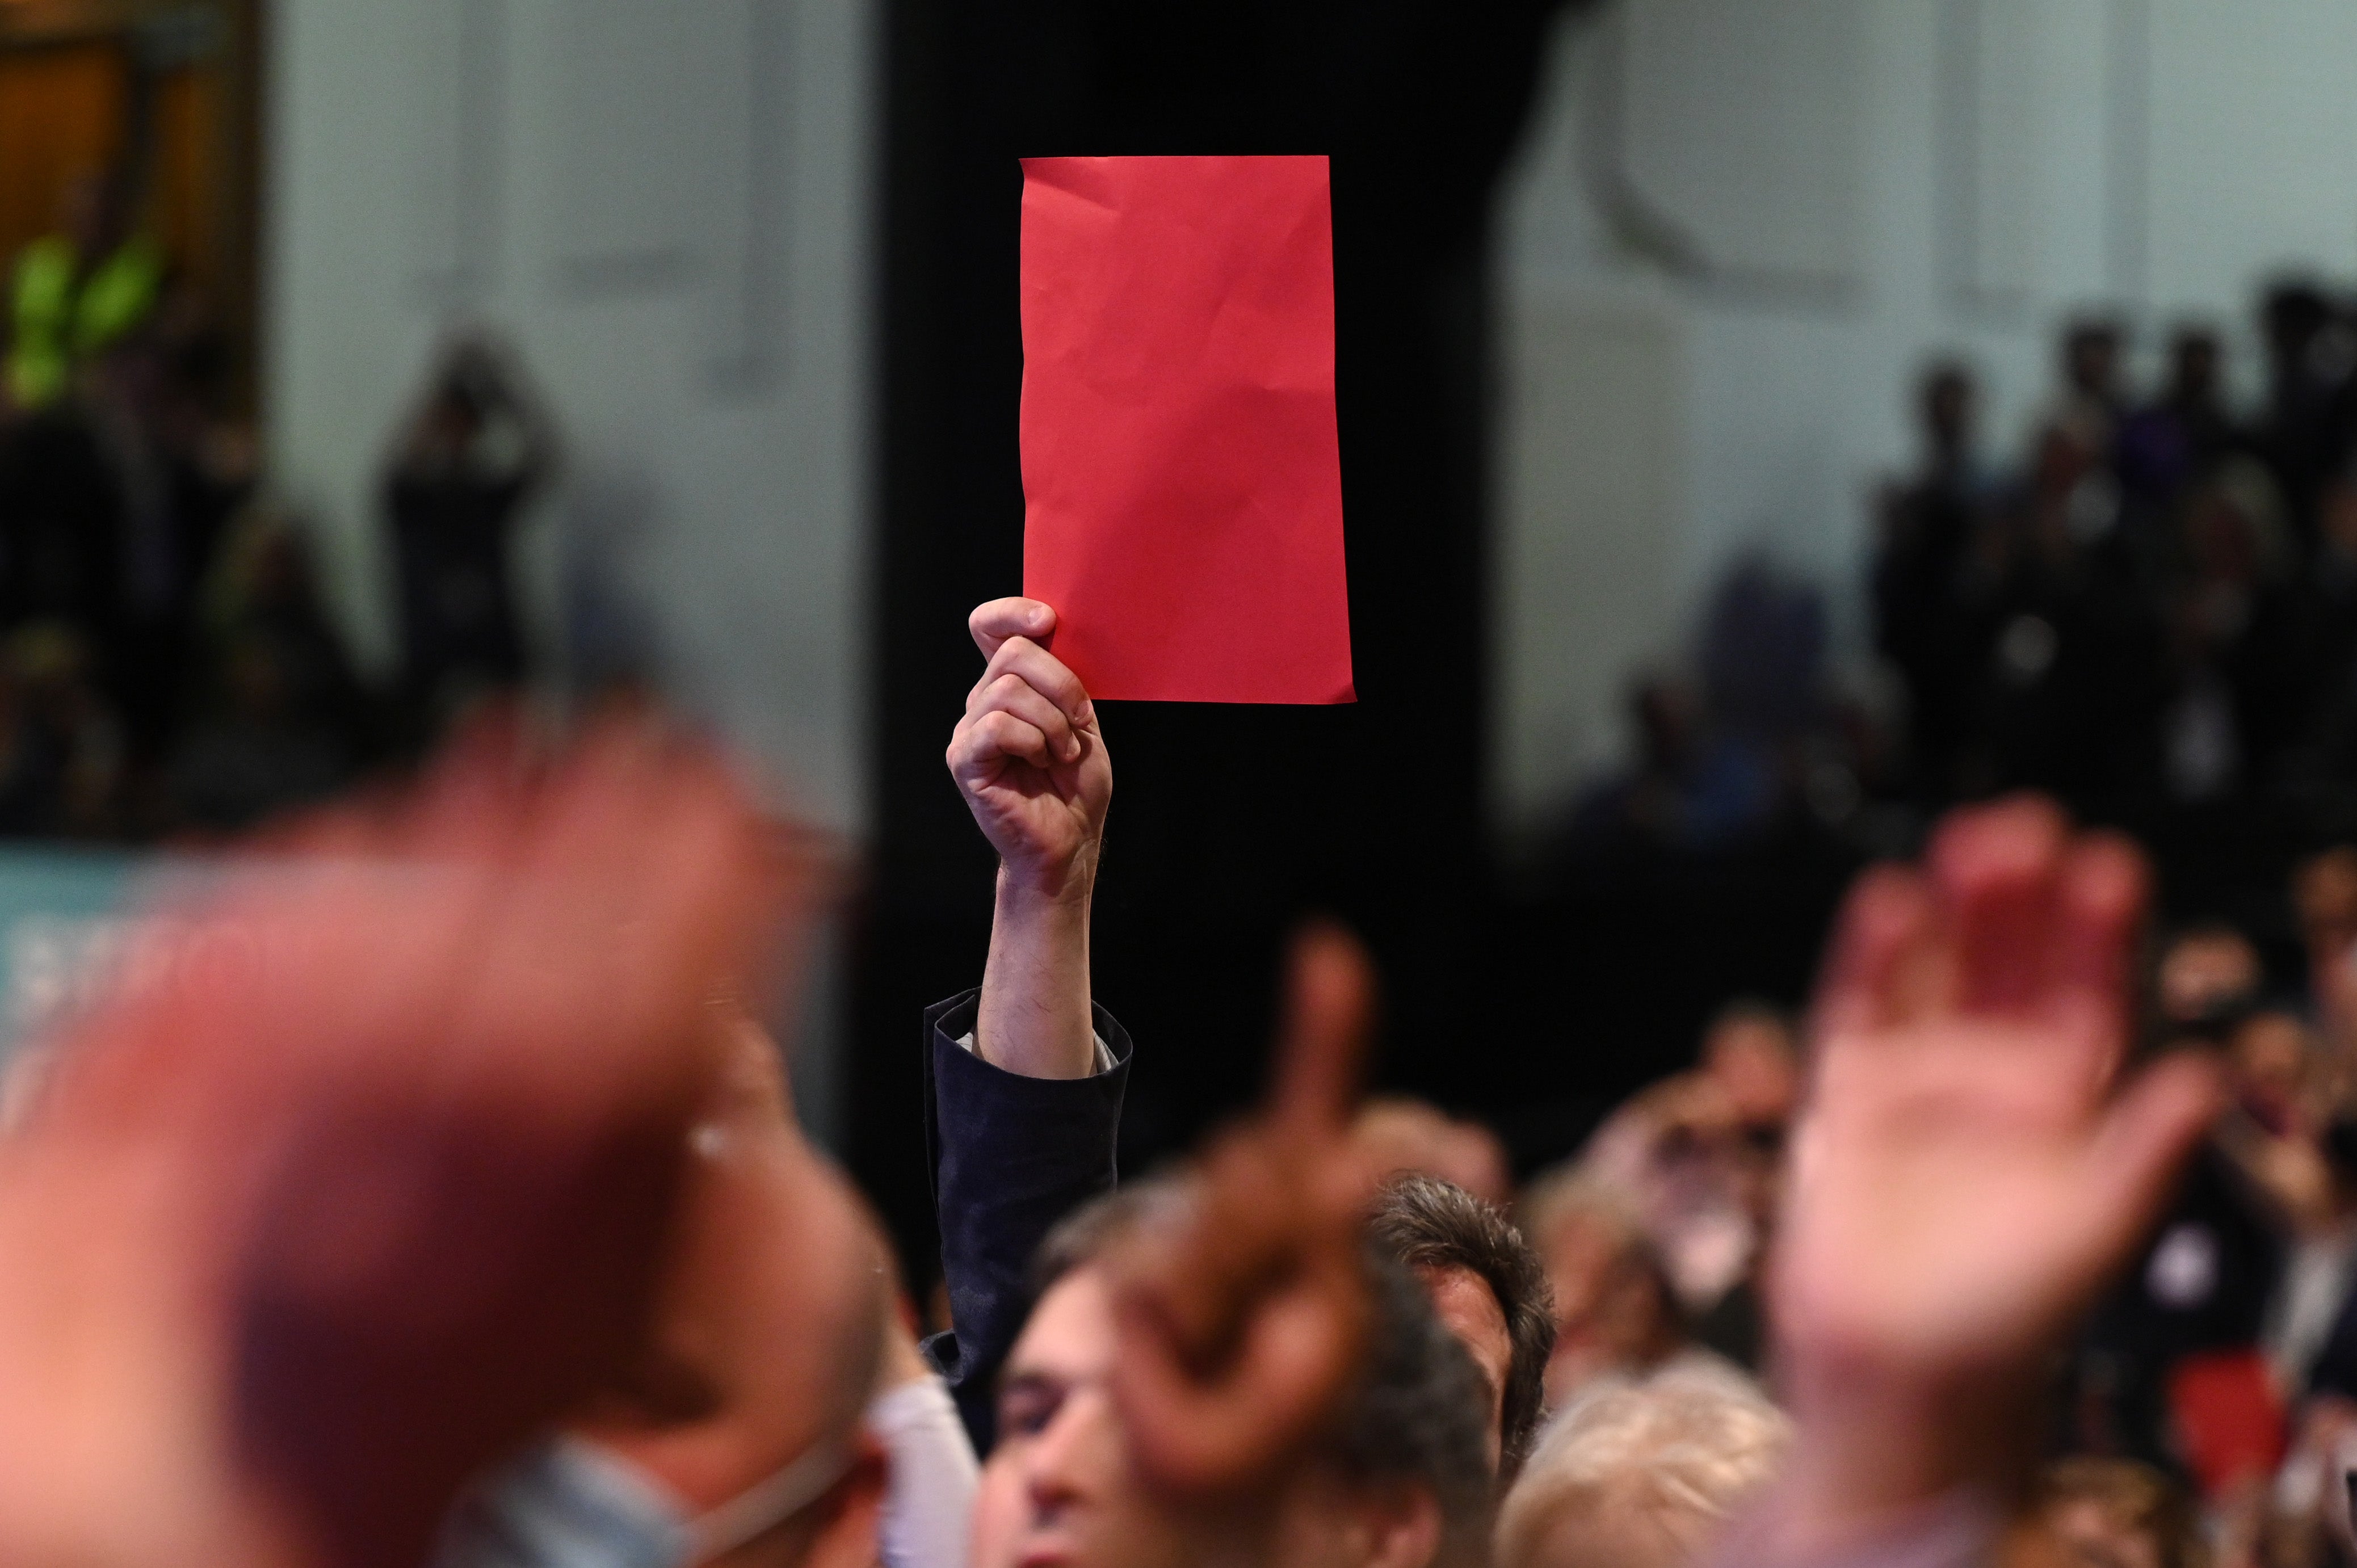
(947, 599, 1111, 903)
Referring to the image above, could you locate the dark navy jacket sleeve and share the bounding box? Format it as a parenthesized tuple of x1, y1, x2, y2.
(918, 987, 1131, 1455)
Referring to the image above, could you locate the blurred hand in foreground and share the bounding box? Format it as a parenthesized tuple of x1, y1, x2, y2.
(0, 719, 800, 1568)
(1100, 923, 1380, 1495)
(1767, 797, 2220, 1546)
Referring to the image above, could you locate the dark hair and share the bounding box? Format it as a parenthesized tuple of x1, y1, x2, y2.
(1330, 1247, 1497, 1568)
(1030, 1182, 1497, 1563)
(1366, 1172, 1556, 1478)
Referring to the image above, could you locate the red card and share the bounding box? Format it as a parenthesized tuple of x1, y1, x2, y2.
(1019, 155, 1354, 704)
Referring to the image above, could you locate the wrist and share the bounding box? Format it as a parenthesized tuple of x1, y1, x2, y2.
(995, 852, 1098, 911)
(1775, 1353, 2032, 1541)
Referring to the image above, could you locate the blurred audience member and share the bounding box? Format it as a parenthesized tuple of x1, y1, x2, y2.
(973, 1199, 1493, 1568)
(1574, 1002, 1795, 1361)
(0, 624, 124, 838)
(2157, 923, 2264, 1037)
(384, 334, 554, 735)
(2077, 927, 2283, 1472)
(1517, 1170, 1726, 1409)
(2255, 281, 2354, 548)
(1368, 1172, 1557, 1475)
(2120, 328, 2239, 521)
(1355, 1098, 1514, 1206)
(1875, 361, 1997, 802)
(438, 1016, 898, 1568)
(1494, 1372, 1788, 1568)
(1999, 1458, 2207, 1568)
(1566, 559, 1858, 855)
(168, 509, 366, 831)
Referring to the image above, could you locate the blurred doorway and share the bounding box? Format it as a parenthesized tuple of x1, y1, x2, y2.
(0, 0, 263, 411)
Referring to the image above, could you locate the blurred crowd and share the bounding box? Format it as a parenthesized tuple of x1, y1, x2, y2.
(1565, 281, 2357, 875)
(0, 170, 550, 840)
(1, 592, 2334, 1568)
(15, 116, 2357, 1568)
(1874, 288, 2357, 827)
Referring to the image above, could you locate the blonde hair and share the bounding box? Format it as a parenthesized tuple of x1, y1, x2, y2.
(1494, 1371, 1789, 1568)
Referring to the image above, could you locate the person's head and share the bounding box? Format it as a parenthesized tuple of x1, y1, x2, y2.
(2063, 320, 2124, 405)
(2263, 281, 2336, 387)
(1516, 1172, 1683, 1409)
(1492, 1371, 1788, 1568)
(972, 1187, 1494, 1568)
(2297, 846, 2357, 961)
(2180, 462, 2284, 591)
(1919, 361, 1976, 463)
(2225, 1008, 2312, 1132)
(1366, 1173, 1556, 1477)
(1353, 1099, 1512, 1207)
(2155, 923, 2262, 1033)
(1629, 676, 1698, 775)
(1698, 1003, 1797, 1134)
(2167, 327, 2222, 409)
(443, 1018, 891, 1568)
(2003, 1458, 2206, 1568)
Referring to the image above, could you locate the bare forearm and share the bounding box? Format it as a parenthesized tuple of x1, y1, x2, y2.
(1768, 1360, 2027, 1559)
(976, 872, 1096, 1079)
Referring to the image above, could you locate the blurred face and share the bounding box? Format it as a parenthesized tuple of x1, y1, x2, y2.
(1351, 1103, 1512, 1207)
(1923, 373, 1973, 456)
(2044, 1500, 2161, 1568)
(585, 1025, 885, 1540)
(1420, 1266, 1510, 1469)
(974, 1271, 1404, 1568)
(2230, 1013, 2310, 1128)
(2172, 335, 2220, 403)
(972, 1269, 1224, 1568)
(2157, 932, 2259, 1025)
(1538, 1214, 1666, 1407)
(1703, 1017, 1797, 1131)
(2066, 330, 2119, 401)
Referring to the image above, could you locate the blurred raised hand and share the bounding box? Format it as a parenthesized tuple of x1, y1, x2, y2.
(0, 718, 805, 1568)
(1767, 797, 2220, 1537)
(1101, 923, 1379, 1495)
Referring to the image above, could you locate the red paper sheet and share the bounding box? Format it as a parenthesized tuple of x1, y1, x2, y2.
(1019, 154, 1354, 704)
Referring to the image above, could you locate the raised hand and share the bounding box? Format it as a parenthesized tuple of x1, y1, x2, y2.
(1767, 797, 2220, 1533)
(947, 599, 1110, 901)
(0, 718, 801, 1568)
(950, 599, 1112, 1079)
(1101, 923, 1379, 1495)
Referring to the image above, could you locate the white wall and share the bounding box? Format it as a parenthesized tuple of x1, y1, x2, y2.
(1494, 0, 2357, 836)
(264, 0, 877, 1138)
(264, 0, 876, 834)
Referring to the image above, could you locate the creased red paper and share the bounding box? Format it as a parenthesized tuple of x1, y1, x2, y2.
(1019, 154, 1354, 705)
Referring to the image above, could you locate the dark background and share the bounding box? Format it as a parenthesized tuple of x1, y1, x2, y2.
(842, 0, 1745, 1282)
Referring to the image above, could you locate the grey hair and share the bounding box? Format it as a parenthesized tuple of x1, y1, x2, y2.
(1494, 1368, 1789, 1568)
